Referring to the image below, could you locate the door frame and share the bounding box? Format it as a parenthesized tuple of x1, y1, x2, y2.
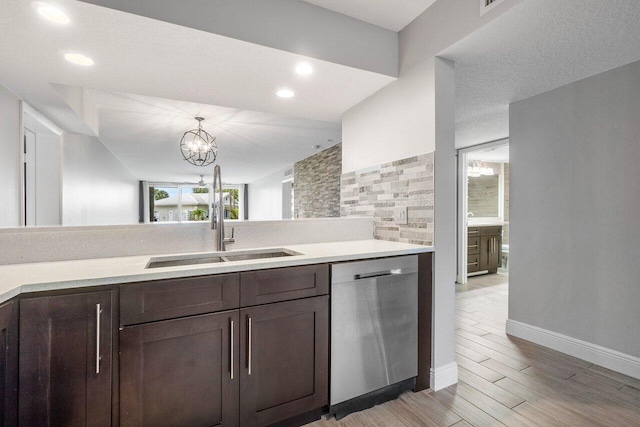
(19, 102, 64, 226)
(456, 138, 509, 284)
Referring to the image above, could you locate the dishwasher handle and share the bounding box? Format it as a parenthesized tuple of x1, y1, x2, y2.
(353, 269, 406, 280)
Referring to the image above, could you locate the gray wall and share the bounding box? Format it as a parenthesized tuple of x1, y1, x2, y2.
(0, 84, 21, 227)
(63, 134, 139, 226)
(510, 60, 640, 358)
(248, 166, 291, 221)
(294, 143, 341, 219)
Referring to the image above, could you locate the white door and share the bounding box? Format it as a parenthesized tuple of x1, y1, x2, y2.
(24, 127, 62, 226)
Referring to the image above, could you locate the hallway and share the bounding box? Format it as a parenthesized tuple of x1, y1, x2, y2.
(307, 273, 640, 426)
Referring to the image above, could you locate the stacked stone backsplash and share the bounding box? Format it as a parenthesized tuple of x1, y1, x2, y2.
(341, 152, 434, 245)
(294, 143, 342, 218)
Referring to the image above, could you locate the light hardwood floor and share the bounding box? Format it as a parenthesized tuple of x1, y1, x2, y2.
(306, 272, 640, 427)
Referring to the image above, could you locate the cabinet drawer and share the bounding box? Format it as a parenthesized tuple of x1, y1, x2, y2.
(479, 226, 502, 236)
(467, 237, 479, 255)
(240, 264, 329, 306)
(467, 254, 479, 273)
(467, 227, 480, 237)
(120, 274, 240, 326)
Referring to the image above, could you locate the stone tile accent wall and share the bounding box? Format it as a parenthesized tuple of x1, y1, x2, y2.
(468, 174, 500, 217)
(341, 153, 434, 245)
(294, 143, 342, 218)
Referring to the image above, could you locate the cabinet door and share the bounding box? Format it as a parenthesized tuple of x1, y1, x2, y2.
(479, 236, 492, 271)
(240, 264, 329, 307)
(19, 291, 113, 427)
(120, 310, 239, 427)
(239, 296, 328, 427)
(0, 300, 18, 427)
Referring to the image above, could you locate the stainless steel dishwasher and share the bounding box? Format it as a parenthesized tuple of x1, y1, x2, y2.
(330, 255, 418, 418)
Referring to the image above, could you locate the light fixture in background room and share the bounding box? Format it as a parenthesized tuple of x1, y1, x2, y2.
(295, 62, 313, 76)
(277, 88, 295, 98)
(64, 52, 94, 66)
(467, 160, 494, 177)
(33, 2, 70, 24)
(180, 117, 218, 166)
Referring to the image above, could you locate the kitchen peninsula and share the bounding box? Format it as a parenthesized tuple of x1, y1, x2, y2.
(0, 228, 433, 427)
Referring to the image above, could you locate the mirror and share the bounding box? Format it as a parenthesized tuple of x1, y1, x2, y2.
(467, 175, 500, 218)
(0, 0, 356, 228)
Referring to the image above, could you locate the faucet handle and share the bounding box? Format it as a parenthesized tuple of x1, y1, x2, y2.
(224, 227, 235, 244)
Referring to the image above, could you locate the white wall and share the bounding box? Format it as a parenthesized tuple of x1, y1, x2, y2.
(0, 84, 21, 227)
(342, 60, 435, 173)
(247, 167, 290, 221)
(340, 0, 525, 391)
(34, 133, 62, 226)
(509, 60, 640, 359)
(63, 134, 138, 226)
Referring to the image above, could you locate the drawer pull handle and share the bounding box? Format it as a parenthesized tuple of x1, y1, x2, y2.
(96, 303, 102, 375)
(468, 262, 478, 266)
(247, 317, 252, 375)
(468, 245, 478, 249)
(468, 231, 479, 235)
(230, 319, 234, 380)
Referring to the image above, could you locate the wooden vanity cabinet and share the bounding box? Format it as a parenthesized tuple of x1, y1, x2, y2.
(18, 290, 114, 427)
(468, 226, 502, 275)
(239, 296, 329, 427)
(0, 300, 18, 427)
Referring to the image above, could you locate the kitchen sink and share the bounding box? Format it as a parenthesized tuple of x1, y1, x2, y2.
(221, 251, 296, 262)
(145, 249, 301, 269)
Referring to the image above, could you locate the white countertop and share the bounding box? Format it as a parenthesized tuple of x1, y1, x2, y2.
(0, 240, 433, 304)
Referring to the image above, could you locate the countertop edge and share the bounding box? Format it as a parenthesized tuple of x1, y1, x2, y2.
(1, 241, 434, 304)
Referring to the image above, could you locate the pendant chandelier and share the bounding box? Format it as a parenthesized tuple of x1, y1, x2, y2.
(180, 117, 218, 166)
(467, 160, 495, 177)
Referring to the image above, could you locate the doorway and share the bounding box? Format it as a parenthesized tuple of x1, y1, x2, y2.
(21, 103, 63, 227)
(457, 139, 509, 284)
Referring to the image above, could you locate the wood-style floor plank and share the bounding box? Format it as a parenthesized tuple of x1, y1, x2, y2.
(305, 272, 640, 427)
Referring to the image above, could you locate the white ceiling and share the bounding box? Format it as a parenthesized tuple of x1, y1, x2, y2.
(443, 0, 640, 148)
(0, 0, 395, 183)
(467, 144, 509, 164)
(87, 89, 341, 184)
(301, 0, 437, 31)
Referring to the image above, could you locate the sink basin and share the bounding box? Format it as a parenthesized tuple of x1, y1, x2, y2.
(146, 256, 225, 269)
(145, 249, 301, 269)
(221, 251, 296, 262)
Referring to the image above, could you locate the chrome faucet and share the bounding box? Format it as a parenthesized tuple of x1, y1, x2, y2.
(211, 165, 234, 251)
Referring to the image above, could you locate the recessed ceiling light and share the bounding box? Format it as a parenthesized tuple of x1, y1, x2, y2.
(277, 88, 295, 98)
(33, 2, 70, 24)
(64, 52, 94, 66)
(295, 62, 313, 76)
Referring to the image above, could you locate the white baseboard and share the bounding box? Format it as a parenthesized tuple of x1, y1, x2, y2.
(430, 362, 459, 391)
(506, 319, 640, 380)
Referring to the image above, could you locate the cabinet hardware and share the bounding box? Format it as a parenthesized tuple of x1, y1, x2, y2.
(96, 303, 101, 374)
(247, 317, 252, 375)
(468, 230, 479, 235)
(230, 319, 234, 380)
(468, 245, 478, 249)
(468, 262, 478, 266)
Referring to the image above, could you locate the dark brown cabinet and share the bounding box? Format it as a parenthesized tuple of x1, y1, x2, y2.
(120, 273, 239, 326)
(239, 296, 329, 427)
(119, 265, 330, 427)
(240, 264, 329, 306)
(468, 226, 502, 275)
(0, 300, 18, 427)
(19, 291, 113, 426)
(120, 310, 239, 426)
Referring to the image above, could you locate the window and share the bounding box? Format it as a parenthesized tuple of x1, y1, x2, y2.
(147, 182, 244, 223)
